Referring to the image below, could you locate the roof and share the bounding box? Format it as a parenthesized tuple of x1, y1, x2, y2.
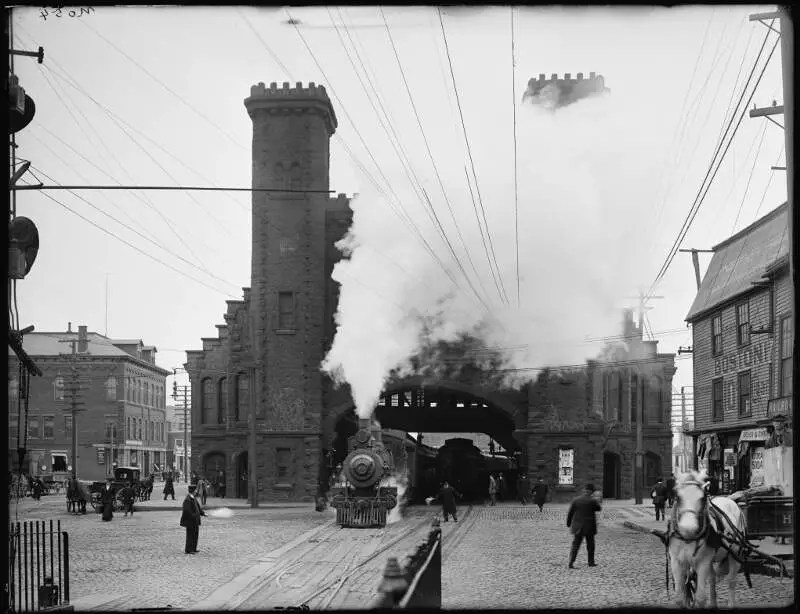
(685, 203, 788, 322)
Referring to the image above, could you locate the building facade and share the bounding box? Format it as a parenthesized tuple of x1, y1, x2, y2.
(8, 324, 170, 482)
(185, 82, 675, 503)
(686, 203, 792, 494)
(165, 404, 191, 478)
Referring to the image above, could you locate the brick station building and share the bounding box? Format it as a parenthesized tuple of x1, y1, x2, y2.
(685, 202, 791, 494)
(185, 80, 674, 503)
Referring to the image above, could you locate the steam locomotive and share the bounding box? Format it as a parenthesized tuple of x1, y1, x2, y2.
(329, 420, 398, 528)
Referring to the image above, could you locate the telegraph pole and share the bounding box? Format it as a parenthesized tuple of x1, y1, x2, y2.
(171, 371, 191, 483)
(58, 337, 88, 479)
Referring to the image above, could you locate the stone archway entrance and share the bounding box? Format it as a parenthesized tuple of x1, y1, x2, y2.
(236, 451, 248, 499)
(602, 452, 621, 499)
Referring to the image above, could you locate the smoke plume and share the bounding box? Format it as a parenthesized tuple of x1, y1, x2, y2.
(322, 86, 665, 419)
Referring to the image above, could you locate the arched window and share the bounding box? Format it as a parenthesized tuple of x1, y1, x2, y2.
(201, 378, 215, 424)
(237, 373, 250, 422)
(105, 376, 117, 401)
(218, 378, 228, 424)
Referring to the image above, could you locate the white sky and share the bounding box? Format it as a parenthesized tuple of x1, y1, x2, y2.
(11, 5, 787, 423)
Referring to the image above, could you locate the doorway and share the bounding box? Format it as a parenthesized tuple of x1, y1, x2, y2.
(236, 451, 248, 499)
(603, 452, 621, 499)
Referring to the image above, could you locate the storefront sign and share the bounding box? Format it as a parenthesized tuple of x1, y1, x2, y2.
(749, 448, 765, 487)
(767, 396, 792, 418)
(713, 342, 771, 376)
(739, 428, 769, 442)
(97, 448, 105, 465)
(724, 447, 736, 467)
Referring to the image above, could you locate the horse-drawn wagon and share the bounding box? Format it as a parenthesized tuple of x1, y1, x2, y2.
(88, 466, 153, 512)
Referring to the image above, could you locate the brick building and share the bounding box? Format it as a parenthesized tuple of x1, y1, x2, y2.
(685, 202, 791, 494)
(185, 81, 674, 503)
(8, 324, 169, 482)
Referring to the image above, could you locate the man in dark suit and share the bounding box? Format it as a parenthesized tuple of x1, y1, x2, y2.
(566, 483, 602, 569)
(437, 481, 460, 522)
(180, 484, 205, 554)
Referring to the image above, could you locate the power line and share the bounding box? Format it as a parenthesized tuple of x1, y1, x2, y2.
(510, 6, 520, 308)
(730, 120, 768, 232)
(14, 184, 336, 194)
(437, 7, 509, 306)
(376, 7, 492, 311)
(646, 26, 778, 299)
(78, 18, 247, 152)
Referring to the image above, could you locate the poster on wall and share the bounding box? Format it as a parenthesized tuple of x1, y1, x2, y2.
(749, 447, 764, 487)
(97, 448, 105, 465)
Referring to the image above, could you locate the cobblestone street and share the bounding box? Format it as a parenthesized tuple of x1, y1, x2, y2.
(443, 505, 795, 609)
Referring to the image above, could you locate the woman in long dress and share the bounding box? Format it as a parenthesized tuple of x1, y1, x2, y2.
(100, 478, 115, 521)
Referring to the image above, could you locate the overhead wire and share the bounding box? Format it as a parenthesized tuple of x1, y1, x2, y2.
(375, 7, 492, 311)
(646, 24, 778, 300)
(510, 6, 521, 308)
(436, 7, 510, 306)
(730, 121, 769, 233)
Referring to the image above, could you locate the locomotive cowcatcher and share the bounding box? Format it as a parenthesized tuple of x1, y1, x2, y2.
(329, 419, 398, 528)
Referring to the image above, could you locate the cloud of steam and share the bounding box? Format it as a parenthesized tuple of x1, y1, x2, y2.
(382, 472, 409, 525)
(322, 87, 667, 419)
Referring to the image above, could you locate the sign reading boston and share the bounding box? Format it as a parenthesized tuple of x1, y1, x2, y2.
(713, 341, 771, 376)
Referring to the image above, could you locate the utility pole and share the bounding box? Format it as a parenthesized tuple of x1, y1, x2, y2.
(678, 249, 714, 291)
(626, 291, 663, 337)
(171, 372, 191, 483)
(58, 337, 89, 479)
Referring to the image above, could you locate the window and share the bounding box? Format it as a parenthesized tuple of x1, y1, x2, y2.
(276, 448, 292, 479)
(278, 292, 295, 329)
(630, 372, 638, 423)
(137, 418, 142, 440)
(558, 448, 574, 485)
(738, 371, 751, 417)
(711, 314, 723, 355)
(150, 421, 155, 440)
(779, 316, 792, 397)
(42, 416, 55, 439)
(712, 378, 724, 421)
(736, 302, 750, 345)
(237, 373, 250, 421)
(54, 377, 65, 401)
(28, 416, 39, 439)
(65, 415, 72, 437)
(616, 372, 623, 422)
(176, 438, 183, 448)
(218, 378, 228, 424)
(105, 376, 117, 401)
(201, 378, 215, 424)
(647, 376, 662, 423)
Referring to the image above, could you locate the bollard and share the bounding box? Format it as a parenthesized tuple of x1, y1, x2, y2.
(377, 557, 408, 608)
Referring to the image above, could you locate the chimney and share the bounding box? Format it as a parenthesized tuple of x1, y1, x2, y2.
(78, 325, 88, 353)
(622, 309, 636, 339)
(67, 322, 72, 333)
(358, 418, 371, 432)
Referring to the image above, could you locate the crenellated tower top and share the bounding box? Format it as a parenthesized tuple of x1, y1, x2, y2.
(244, 81, 338, 136)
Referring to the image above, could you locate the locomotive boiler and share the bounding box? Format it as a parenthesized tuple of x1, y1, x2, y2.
(329, 420, 398, 528)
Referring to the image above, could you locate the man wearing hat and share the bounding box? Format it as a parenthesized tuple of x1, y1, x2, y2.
(566, 483, 602, 569)
(180, 484, 206, 554)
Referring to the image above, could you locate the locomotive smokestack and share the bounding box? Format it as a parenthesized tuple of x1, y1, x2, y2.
(358, 418, 371, 431)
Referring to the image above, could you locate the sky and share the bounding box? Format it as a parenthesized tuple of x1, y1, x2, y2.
(10, 5, 788, 433)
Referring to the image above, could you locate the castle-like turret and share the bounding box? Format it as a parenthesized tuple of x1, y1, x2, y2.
(522, 72, 609, 109)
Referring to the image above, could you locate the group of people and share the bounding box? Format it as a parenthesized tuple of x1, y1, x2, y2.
(488, 473, 549, 510)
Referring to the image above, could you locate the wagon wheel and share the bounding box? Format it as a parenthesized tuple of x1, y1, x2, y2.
(90, 492, 103, 512)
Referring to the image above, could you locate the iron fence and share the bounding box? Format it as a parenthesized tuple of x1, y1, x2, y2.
(376, 518, 442, 609)
(7, 520, 71, 612)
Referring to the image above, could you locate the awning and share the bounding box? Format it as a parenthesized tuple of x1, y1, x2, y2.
(739, 428, 769, 443)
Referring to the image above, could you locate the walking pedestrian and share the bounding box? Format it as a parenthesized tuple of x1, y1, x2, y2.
(488, 474, 498, 506)
(180, 484, 206, 554)
(101, 478, 115, 522)
(665, 473, 676, 507)
(651, 477, 668, 521)
(517, 473, 531, 505)
(532, 477, 548, 512)
(437, 481, 460, 522)
(197, 477, 208, 506)
(32, 477, 44, 501)
(163, 475, 175, 500)
(566, 483, 601, 569)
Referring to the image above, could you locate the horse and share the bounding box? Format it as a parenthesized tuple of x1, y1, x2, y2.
(668, 469, 748, 608)
(66, 478, 90, 514)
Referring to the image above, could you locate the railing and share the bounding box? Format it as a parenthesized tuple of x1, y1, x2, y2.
(7, 520, 73, 612)
(376, 518, 442, 609)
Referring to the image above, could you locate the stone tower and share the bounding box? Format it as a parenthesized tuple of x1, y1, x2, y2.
(244, 81, 338, 499)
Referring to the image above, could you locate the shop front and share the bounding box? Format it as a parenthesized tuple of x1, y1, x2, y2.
(695, 427, 770, 494)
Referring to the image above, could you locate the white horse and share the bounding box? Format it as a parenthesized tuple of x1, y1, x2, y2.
(669, 469, 748, 608)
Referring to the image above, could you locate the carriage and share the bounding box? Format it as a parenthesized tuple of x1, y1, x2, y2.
(88, 467, 153, 512)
